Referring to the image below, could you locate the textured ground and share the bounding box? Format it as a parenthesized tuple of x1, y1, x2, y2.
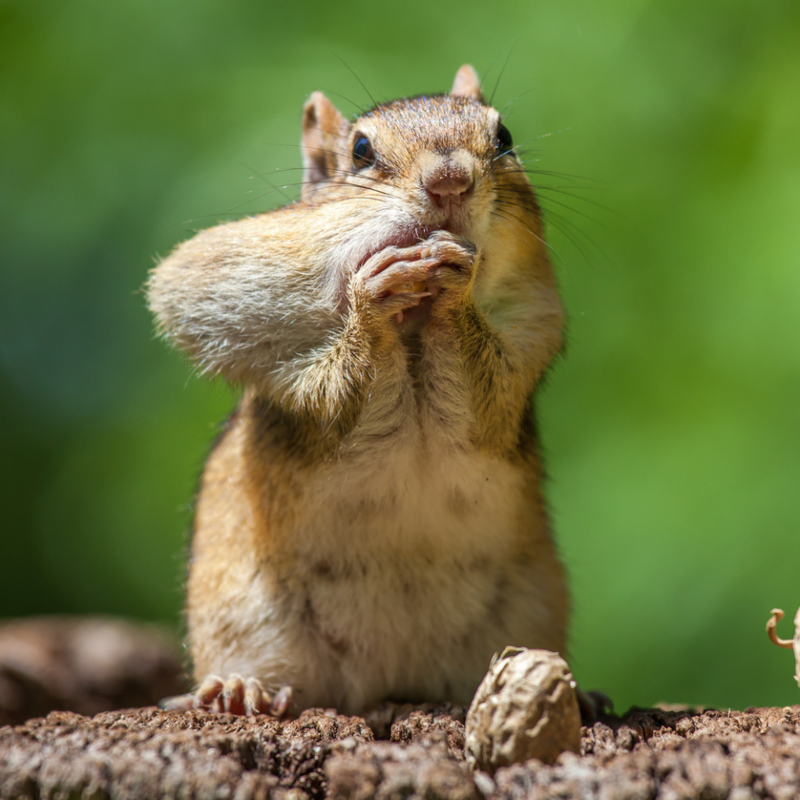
(1, 617, 799, 799)
(2, 703, 800, 799)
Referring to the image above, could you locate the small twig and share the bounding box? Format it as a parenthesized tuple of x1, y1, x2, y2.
(766, 607, 800, 688)
(766, 609, 793, 648)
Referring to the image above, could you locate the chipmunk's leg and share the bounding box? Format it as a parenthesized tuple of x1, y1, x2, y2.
(410, 231, 537, 453)
(269, 246, 443, 445)
(160, 674, 292, 717)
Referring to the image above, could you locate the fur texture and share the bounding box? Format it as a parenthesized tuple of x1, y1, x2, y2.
(148, 65, 568, 714)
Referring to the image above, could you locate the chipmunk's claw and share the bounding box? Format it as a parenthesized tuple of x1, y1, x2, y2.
(160, 674, 292, 717)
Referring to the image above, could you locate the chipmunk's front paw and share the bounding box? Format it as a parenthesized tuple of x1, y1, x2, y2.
(421, 230, 477, 293)
(352, 245, 438, 321)
(424, 229, 477, 263)
(160, 673, 293, 717)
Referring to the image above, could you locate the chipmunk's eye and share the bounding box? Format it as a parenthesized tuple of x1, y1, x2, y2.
(495, 123, 513, 155)
(352, 135, 376, 170)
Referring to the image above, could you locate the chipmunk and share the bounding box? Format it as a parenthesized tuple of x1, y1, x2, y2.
(149, 65, 569, 717)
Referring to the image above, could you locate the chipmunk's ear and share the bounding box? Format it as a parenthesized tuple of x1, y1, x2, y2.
(302, 92, 348, 200)
(450, 65, 484, 102)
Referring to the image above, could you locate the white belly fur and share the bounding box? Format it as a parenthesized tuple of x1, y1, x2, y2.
(205, 429, 560, 714)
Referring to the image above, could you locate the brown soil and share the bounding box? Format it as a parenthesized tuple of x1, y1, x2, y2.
(1, 703, 799, 799)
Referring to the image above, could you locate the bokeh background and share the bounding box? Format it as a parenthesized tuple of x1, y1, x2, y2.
(2, 0, 799, 713)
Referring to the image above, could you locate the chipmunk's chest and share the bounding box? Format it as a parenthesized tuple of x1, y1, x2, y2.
(290, 436, 525, 570)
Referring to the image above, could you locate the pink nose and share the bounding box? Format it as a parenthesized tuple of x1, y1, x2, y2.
(425, 172, 473, 208)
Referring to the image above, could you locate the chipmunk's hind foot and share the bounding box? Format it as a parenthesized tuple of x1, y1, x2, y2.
(160, 673, 293, 717)
(577, 688, 614, 724)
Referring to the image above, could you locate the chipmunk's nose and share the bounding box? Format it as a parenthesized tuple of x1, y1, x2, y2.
(424, 164, 474, 209)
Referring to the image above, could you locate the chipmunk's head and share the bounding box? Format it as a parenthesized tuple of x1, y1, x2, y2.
(300, 66, 539, 251)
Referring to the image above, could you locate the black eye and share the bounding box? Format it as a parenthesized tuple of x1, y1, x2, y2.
(352, 135, 376, 169)
(496, 123, 513, 155)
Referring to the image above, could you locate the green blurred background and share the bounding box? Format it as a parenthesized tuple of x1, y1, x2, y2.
(2, 0, 798, 713)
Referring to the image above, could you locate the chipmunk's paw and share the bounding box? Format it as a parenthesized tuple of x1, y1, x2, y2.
(352, 234, 477, 317)
(353, 246, 437, 320)
(160, 674, 293, 717)
(577, 688, 614, 724)
(420, 230, 476, 293)
(424, 230, 477, 265)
